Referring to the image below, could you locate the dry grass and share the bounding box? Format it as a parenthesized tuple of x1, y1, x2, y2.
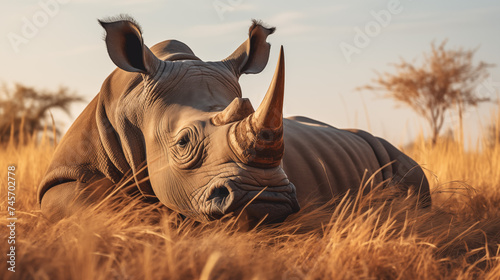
(1, 117, 500, 280)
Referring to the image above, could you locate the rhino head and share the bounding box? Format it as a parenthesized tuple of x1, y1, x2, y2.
(97, 17, 300, 224)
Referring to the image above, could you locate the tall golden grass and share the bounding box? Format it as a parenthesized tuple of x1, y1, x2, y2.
(1, 108, 500, 280)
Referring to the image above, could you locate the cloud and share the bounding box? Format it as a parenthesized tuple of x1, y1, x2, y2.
(268, 11, 306, 25)
(182, 20, 250, 38)
(70, 0, 161, 5)
(51, 44, 102, 58)
(181, 11, 315, 40)
(265, 11, 313, 36)
(388, 6, 500, 32)
(231, 3, 256, 12)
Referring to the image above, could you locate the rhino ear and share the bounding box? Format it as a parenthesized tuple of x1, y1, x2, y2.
(99, 16, 161, 74)
(224, 20, 275, 76)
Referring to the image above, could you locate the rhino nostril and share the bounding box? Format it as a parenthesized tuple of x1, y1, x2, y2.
(208, 186, 230, 200)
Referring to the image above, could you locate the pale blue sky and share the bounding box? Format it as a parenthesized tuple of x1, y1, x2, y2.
(2, 0, 499, 145)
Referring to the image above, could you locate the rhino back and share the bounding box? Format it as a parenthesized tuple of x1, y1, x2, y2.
(37, 93, 128, 203)
(282, 117, 386, 205)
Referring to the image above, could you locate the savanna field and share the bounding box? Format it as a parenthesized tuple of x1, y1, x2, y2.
(1, 107, 500, 280)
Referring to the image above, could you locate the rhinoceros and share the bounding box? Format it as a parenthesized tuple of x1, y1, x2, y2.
(38, 16, 431, 224)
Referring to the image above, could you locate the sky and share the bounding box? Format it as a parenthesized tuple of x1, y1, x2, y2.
(1, 0, 500, 146)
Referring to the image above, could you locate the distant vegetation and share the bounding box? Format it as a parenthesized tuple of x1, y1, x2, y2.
(363, 40, 494, 145)
(0, 83, 84, 144)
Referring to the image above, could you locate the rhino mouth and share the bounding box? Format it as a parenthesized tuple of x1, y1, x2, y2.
(199, 181, 300, 224)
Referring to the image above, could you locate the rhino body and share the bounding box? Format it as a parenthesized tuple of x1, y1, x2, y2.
(39, 17, 430, 224)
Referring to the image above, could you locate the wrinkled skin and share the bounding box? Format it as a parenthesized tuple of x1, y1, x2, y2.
(142, 60, 298, 222)
(38, 16, 431, 225)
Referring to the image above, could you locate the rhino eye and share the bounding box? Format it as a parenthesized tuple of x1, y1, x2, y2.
(172, 127, 204, 169)
(177, 136, 189, 148)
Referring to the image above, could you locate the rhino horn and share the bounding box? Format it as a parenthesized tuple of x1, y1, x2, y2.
(230, 46, 285, 168)
(253, 45, 285, 137)
(211, 98, 255, 126)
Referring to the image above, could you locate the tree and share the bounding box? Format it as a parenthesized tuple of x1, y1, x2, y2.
(362, 40, 494, 145)
(0, 83, 84, 144)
